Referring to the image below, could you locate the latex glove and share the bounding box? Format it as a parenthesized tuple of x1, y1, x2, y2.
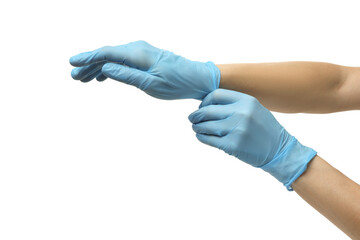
(69, 40, 220, 100)
(188, 89, 317, 190)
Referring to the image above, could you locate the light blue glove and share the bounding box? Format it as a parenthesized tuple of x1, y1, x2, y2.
(69, 40, 220, 100)
(188, 89, 317, 190)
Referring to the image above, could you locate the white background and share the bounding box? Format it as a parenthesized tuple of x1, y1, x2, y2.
(0, 0, 359, 239)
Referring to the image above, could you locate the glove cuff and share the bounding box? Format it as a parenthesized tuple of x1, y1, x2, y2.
(260, 137, 317, 191)
(206, 61, 221, 90)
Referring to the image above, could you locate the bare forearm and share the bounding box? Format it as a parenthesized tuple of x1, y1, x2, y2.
(218, 62, 360, 113)
(292, 155, 360, 239)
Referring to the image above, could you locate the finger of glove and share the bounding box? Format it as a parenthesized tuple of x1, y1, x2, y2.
(195, 133, 223, 149)
(192, 120, 230, 137)
(71, 62, 104, 80)
(102, 63, 152, 91)
(70, 46, 117, 67)
(96, 73, 107, 82)
(200, 88, 251, 108)
(70, 47, 103, 67)
(70, 43, 149, 69)
(188, 105, 232, 124)
(80, 69, 101, 82)
(77, 64, 103, 81)
(70, 45, 129, 67)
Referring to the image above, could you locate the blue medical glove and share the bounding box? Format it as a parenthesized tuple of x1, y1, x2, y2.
(69, 40, 220, 100)
(188, 89, 317, 190)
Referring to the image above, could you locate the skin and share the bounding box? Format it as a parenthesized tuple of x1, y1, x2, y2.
(218, 62, 360, 239)
(292, 156, 360, 239)
(217, 62, 360, 113)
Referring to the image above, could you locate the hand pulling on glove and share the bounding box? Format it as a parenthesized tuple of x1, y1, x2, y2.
(188, 89, 317, 190)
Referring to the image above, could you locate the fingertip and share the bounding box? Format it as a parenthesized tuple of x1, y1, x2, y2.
(199, 90, 217, 109)
(71, 68, 79, 80)
(195, 133, 204, 141)
(188, 112, 195, 123)
(195, 133, 221, 148)
(199, 92, 213, 108)
(189, 110, 202, 124)
(69, 55, 79, 67)
(96, 73, 107, 82)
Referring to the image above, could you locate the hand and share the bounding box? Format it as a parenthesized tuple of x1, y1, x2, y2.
(69, 40, 220, 100)
(188, 89, 317, 190)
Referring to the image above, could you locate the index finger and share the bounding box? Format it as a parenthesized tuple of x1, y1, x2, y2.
(69, 46, 124, 67)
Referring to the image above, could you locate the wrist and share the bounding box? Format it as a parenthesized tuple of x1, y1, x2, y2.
(260, 137, 317, 190)
(207, 62, 221, 90)
(216, 64, 228, 89)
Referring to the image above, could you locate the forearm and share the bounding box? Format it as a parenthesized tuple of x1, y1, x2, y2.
(218, 62, 359, 113)
(292, 155, 360, 239)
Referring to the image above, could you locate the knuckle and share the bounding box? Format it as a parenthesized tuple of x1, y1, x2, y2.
(193, 124, 203, 133)
(132, 47, 146, 56)
(205, 105, 215, 113)
(211, 89, 223, 101)
(233, 134, 245, 148)
(100, 46, 112, 60)
(135, 40, 148, 45)
(224, 140, 237, 154)
(203, 105, 217, 118)
(218, 128, 227, 137)
(247, 95, 259, 107)
(218, 144, 227, 151)
(138, 76, 152, 91)
(101, 46, 112, 53)
(232, 110, 243, 119)
(237, 110, 251, 121)
(242, 113, 253, 129)
(229, 141, 238, 152)
(130, 40, 149, 49)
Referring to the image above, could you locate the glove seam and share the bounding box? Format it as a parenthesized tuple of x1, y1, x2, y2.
(206, 61, 220, 89)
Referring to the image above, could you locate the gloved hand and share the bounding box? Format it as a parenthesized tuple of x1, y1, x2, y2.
(69, 40, 220, 100)
(188, 89, 317, 190)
